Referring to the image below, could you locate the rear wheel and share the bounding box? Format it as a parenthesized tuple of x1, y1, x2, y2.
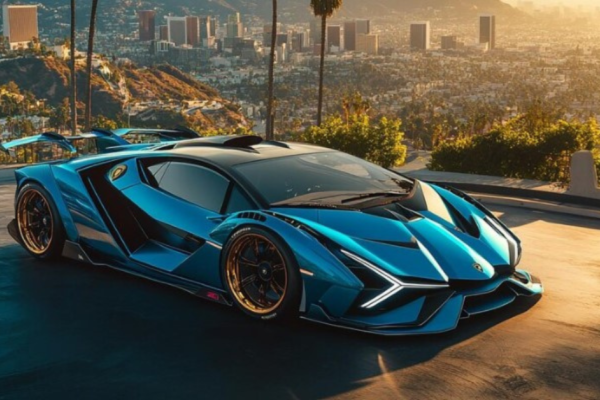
(16, 183, 65, 260)
(222, 226, 301, 321)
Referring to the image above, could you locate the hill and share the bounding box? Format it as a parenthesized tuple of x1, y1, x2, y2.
(0, 56, 246, 129)
(31, 0, 520, 29)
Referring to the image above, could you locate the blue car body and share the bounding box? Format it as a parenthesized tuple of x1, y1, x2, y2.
(7, 136, 543, 335)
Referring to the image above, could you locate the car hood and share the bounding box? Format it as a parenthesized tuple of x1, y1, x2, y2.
(270, 182, 517, 283)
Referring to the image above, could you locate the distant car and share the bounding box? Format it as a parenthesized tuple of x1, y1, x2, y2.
(7, 135, 543, 335)
(0, 127, 201, 158)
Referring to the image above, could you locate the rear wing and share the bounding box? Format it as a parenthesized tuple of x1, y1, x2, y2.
(0, 132, 77, 156)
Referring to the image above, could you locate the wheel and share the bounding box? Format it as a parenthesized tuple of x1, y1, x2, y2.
(222, 226, 302, 321)
(16, 183, 66, 260)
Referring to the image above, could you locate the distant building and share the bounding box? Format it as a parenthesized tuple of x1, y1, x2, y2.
(226, 12, 243, 38)
(200, 16, 213, 46)
(356, 19, 371, 35)
(186, 16, 200, 47)
(441, 35, 458, 50)
(356, 33, 378, 55)
(310, 19, 320, 45)
(2, 4, 38, 49)
(276, 33, 289, 47)
(158, 25, 169, 41)
(479, 15, 496, 49)
(291, 32, 306, 52)
(344, 21, 356, 51)
(167, 17, 187, 46)
(410, 22, 430, 51)
(138, 10, 155, 41)
(327, 25, 341, 52)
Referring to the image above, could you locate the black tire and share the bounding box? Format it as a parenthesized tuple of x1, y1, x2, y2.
(221, 226, 302, 321)
(15, 182, 66, 260)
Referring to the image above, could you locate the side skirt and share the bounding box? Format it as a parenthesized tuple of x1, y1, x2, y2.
(61, 240, 232, 306)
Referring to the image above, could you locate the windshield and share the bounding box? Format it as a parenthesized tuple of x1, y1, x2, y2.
(234, 151, 414, 205)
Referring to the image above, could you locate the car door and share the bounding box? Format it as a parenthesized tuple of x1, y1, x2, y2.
(120, 157, 254, 288)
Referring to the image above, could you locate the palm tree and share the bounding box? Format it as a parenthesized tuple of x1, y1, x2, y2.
(265, 0, 277, 140)
(70, 0, 77, 134)
(84, 0, 100, 132)
(310, 0, 342, 126)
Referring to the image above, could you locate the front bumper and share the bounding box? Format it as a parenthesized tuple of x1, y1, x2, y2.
(302, 269, 543, 336)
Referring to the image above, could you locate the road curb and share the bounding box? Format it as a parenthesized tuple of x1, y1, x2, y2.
(473, 193, 600, 220)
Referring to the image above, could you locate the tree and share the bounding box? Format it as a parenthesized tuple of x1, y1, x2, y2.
(70, 0, 77, 134)
(84, 0, 100, 132)
(265, 0, 277, 140)
(310, 0, 343, 126)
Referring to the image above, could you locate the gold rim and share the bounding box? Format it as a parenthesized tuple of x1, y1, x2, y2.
(17, 189, 54, 255)
(225, 233, 288, 315)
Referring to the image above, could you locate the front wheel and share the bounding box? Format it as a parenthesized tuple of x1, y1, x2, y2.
(221, 226, 302, 321)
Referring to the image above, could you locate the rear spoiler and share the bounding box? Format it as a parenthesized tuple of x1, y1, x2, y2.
(0, 132, 77, 155)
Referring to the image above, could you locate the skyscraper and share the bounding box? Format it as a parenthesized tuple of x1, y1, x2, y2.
(186, 16, 200, 47)
(138, 10, 155, 41)
(310, 19, 320, 45)
(344, 21, 356, 51)
(441, 35, 458, 50)
(200, 16, 212, 44)
(327, 25, 341, 51)
(410, 22, 430, 51)
(356, 19, 371, 35)
(159, 25, 169, 41)
(2, 4, 38, 49)
(226, 13, 243, 38)
(167, 17, 187, 46)
(479, 15, 496, 49)
(356, 34, 378, 55)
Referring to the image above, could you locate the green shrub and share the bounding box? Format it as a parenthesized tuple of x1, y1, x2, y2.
(430, 119, 600, 184)
(299, 115, 407, 168)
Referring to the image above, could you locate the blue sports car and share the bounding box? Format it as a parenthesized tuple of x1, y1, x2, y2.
(7, 135, 543, 335)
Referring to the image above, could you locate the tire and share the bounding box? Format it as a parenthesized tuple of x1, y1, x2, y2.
(221, 226, 302, 321)
(15, 182, 66, 260)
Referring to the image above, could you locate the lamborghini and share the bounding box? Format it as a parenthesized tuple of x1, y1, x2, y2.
(7, 135, 543, 335)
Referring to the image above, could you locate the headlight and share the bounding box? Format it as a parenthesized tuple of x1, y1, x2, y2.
(340, 250, 449, 309)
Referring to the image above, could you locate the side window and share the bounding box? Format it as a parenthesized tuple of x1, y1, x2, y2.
(150, 162, 230, 213)
(226, 186, 254, 214)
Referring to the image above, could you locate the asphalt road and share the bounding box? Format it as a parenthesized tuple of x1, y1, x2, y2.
(0, 182, 599, 400)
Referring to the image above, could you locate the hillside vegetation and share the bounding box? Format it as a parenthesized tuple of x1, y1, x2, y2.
(0, 56, 245, 129)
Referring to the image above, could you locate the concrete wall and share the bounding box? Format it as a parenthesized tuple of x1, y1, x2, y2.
(567, 151, 600, 200)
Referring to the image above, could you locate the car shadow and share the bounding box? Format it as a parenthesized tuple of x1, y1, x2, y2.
(0, 243, 540, 400)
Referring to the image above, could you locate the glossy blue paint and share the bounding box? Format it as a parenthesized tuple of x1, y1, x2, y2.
(7, 141, 543, 335)
(1, 132, 77, 155)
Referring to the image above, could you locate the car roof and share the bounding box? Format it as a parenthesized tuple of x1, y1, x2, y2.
(166, 141, 332, 168)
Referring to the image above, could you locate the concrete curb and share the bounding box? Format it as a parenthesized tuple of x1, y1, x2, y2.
(473, 193, 600, 221)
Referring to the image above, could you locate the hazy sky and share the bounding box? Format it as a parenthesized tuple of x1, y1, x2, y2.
(506, 0, 598, 5)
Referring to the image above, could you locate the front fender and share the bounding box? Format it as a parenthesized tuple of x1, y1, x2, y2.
(210, 212, 363, 317)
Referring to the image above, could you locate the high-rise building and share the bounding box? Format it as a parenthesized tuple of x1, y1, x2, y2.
(2, 4, 38, 49)
(209, 17, 217, 37)
(356, 33, 378, 55)
(200, 16, 212, 44)
(291, 32, 306, 52)
(276, 33, 289, 47)
(310, 19, 321, 44)
(159, 25, 169, 41)
(344, 21, 356, 51)
(441, 35, 458, 50)
(138, 10, 155, 41)
(479, 15, 496, 49)
(167, 17, 187, 46)
(356, 19, 370, 35)
(226, 13, 243, 38)
(410, 22, 430, 51)
(186, 16, 200, 47)
(327, 25, 341, 51)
